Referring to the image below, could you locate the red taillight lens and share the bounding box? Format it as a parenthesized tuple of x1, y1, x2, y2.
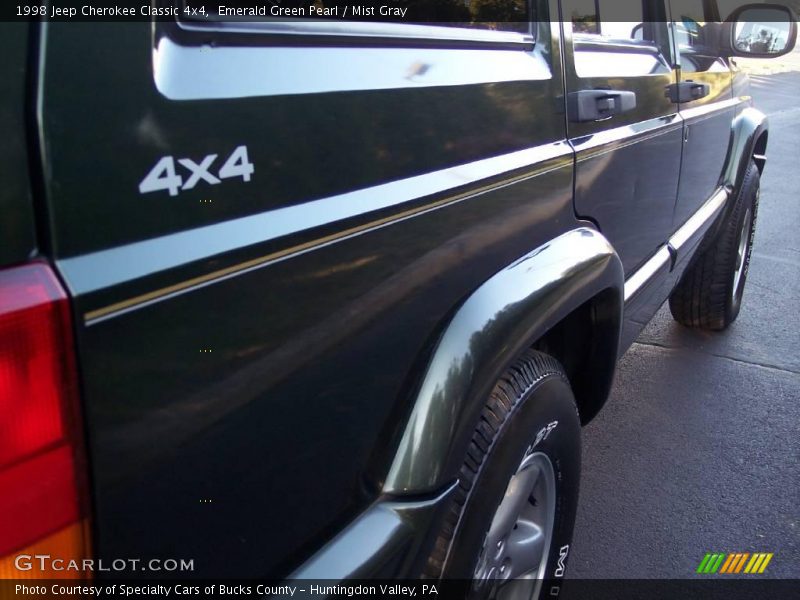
(0, 264, 73, 468)
(0, 263, 90, 577)
(0, 446, 79, 556)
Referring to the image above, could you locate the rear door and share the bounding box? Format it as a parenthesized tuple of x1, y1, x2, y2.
(669, 0, 735, 228)
(561, 0, 682, 276)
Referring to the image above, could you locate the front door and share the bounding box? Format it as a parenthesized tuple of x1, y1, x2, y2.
(561, 0, 683, 276)
(669, 0, 735, 228)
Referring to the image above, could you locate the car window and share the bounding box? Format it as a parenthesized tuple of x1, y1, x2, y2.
(566, 0, 673, 77)
(670, 0, 729, 72)
(571, 0, 651, 40)
(670, 0, 711, 49)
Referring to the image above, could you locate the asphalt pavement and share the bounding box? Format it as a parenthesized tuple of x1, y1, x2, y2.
(567, 71, 800, 579)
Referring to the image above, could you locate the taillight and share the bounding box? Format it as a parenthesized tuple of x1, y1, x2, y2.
(0, 263, 90, 579)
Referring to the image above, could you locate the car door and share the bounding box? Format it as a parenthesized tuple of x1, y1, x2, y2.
(561, 0, 683, 278)
(669, 0, 735, 228)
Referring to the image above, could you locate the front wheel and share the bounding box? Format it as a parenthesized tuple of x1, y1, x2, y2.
(425, 351, 581, 599)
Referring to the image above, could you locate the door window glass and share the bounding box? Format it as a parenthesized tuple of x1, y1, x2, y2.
(670, 0, 728, 72)
(571, 0, 651, 40)
(566, 0, 672, 77)
(670, 0, 711, 50)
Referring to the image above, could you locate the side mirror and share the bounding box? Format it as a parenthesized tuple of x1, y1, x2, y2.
(722, 3, 797, 58)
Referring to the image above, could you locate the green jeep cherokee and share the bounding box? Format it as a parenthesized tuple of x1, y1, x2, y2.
(0, 1, 795, 597)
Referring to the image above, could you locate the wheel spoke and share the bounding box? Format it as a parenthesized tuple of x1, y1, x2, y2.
(506, 520, 547, 579)
(485, 464, 541, 549)
(473, 451, 557, 600)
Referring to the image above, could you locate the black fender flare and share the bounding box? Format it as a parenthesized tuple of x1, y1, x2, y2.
(723, 106, 768, 193)
(383, 227, 623, 494)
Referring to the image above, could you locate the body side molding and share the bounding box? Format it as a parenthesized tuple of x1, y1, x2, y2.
(623, 187, 730, 305)
(623, 246, 671, 304)
(383, 228, 623, 494)
(668, 187, 729, 261)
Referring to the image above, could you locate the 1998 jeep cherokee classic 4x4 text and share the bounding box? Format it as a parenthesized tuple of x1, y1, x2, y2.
(0, 1, 796, 597)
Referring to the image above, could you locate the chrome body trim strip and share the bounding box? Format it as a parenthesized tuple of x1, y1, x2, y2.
(669, 188, 729, 252)
(572, 114, 683, 161)
(623, 246, 671, 303)
(623, 187, 730, 303)
(678, 98, 741, 122)
(63, 142, 573, 324)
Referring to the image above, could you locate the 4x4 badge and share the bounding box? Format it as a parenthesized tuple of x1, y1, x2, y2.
(138, 146, 254, 196)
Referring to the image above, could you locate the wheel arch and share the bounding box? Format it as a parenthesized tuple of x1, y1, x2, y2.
(531, 285, 621, 425)
(723, 106, 768, 192)
(383, 227, 624, 495)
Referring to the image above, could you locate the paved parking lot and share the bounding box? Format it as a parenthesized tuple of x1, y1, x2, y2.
(568, 71, 800, 579)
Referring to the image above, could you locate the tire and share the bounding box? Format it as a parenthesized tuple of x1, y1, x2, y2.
(425, 350, 581, 600)
(669, 159, 760, 330)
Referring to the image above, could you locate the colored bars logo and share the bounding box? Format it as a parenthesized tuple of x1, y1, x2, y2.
(696, 552, 774, 574)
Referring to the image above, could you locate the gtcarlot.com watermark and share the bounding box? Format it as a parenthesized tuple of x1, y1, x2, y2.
(14, 554, 195, 573)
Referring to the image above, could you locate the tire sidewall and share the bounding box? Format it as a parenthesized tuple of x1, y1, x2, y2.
(726, 166, 760, 322)
(445, 375, 581, 596)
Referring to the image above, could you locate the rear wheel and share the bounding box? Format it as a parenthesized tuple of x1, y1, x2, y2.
(669, 159, 760, 330)
(425, 351, 581, 599)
